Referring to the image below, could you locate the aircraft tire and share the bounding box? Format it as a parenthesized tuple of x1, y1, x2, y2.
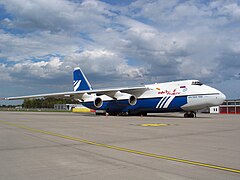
(184, 112, 195, 118)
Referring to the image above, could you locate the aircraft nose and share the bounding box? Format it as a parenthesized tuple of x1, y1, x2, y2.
(213, 91, 226, 106)
(209, 88, 226, 106)
(219, 92, 226, 103)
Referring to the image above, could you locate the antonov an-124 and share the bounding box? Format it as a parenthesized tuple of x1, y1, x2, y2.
(2, 67, 226, 117)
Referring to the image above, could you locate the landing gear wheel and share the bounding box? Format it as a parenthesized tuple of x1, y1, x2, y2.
(128, 110, 147, 116)
(108, 112, 118, 116)
(184, 112, 196, 118)
(96, 112, 106, 116)
(141, 112, 147, 116)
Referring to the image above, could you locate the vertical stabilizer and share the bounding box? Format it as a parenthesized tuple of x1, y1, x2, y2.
(73, 67, 92, 91)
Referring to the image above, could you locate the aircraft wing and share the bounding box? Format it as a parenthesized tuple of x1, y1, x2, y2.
(2, 86, 148, 100)
(3, 91, 81, 100)
(92, 86, 148, 98)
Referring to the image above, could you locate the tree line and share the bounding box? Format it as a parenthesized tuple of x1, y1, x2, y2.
(23, 97, 78, 108)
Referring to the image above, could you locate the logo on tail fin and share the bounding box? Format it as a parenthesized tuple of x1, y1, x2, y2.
(73, 80, 81, 91)
(73, 67, 92, 91)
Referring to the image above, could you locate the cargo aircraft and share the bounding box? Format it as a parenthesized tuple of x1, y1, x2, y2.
(2, 67, 226, 117)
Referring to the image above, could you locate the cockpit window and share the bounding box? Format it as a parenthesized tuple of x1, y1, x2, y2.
(192, 81, 203, 86)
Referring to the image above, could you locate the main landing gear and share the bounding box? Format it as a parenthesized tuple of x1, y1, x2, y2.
(184, 111, 196, 118)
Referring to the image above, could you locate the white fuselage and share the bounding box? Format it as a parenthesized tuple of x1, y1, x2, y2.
(82, 80, 226, 113)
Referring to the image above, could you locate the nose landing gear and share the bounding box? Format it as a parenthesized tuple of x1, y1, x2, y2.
(184, 111, 196, 118)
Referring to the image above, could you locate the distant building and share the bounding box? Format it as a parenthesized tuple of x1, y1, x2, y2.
(54, 104, 80, 111)
(54, 104, 94, 112)
(210, 106, 219, 114)
(198, 99, 240, 114)
(219, 99, 240, 114)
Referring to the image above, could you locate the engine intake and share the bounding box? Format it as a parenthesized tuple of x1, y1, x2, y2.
(94, 97, 103, 108)
(128, 95, 137, 106)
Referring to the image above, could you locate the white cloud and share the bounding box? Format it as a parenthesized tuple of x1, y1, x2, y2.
(0, 0, 239, 98)
(64, 49, 146, 78)
(1, 0, 112, 33)
(0, 30, 87, 62)
(210, 1, 240, 21)
(9, 57, 64, 80)
(0, 63, 11, 80)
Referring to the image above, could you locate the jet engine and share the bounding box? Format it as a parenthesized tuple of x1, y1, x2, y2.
(127, 95, 137, 106)
(94, 97, 103, 108)
(113, 91, 137, 106)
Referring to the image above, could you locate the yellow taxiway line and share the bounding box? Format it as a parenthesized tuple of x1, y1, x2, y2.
(141, 123, 170, 127)
(0, 120, 240, 174)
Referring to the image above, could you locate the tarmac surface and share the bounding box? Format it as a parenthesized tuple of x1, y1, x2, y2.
(0, 111, 239, 180)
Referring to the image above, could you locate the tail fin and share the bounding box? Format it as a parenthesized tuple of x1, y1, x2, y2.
(73, 67, 92, 91)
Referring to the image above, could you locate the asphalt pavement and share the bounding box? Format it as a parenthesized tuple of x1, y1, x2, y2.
(0, 111, 239, 180)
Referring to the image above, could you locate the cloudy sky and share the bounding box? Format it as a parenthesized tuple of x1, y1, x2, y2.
(0, 0, 240, 104)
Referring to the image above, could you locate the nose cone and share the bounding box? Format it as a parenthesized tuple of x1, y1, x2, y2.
(219, 92, 226, 104)
(211, 91, 226, 106)
(206, 86, 226, 106)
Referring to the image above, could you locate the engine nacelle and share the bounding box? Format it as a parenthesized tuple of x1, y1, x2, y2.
(94, 97, 103, 108)
(128, 95, 137, 106)
(114, 91, 137, 106)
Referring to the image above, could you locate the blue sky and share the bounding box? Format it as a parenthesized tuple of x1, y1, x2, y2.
(0, 0, 240, 105)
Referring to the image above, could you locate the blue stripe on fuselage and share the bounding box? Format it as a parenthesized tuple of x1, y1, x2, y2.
(82, 96, 187, 113)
